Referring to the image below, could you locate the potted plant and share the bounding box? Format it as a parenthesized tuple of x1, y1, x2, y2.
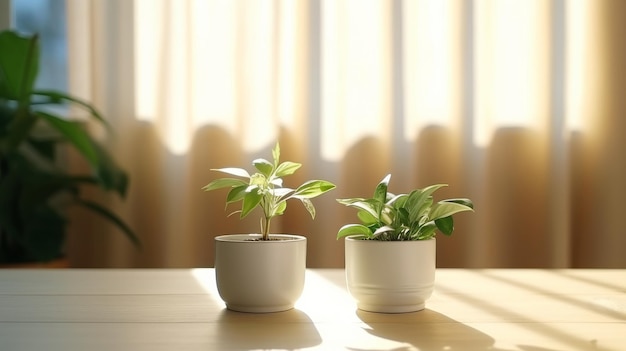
(203, 142, 335, 312)
(336, 174, 473, 313)
(0, 30, 138, 266)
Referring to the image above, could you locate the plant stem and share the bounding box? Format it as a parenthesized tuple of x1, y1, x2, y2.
(259, 196, 271, 240)
(262, 216, 271, 241)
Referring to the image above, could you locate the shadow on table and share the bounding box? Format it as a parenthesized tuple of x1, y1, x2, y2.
(352, 309, 563, 351)
(216, 308, 322, 350)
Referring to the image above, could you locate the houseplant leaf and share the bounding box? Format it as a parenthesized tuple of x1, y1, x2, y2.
(0, 30, 39, 100)
(36, 111, 99, 165)
(337, 224, 371, 239)
(292, 180, 336, 198)
(32, 90, 111, 129)
(253, 158, 273, 177)
(241, 186, 262, 218)
(275, 161, 301, 177)
(75, 198, 141, 247)
(434, 216, 454, 236)
(89, 141, 129, 196)
(429, 201, 474, 222)
(225, 184, 249, 203)
(211, 167, 250, 178)
(373, 174, 390, 203)
(203, 177, 248, 192)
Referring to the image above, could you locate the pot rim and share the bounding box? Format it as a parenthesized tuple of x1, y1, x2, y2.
(215, 234, 306, 242)
(345, 235, 435, 243)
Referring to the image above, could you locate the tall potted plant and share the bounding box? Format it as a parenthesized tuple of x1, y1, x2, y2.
(0, 30, 138, 265)
(203, 142, 335, 312)
(337, 174, 473, 313)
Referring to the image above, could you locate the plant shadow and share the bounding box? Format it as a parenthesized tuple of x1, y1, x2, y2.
(351, 308, 561, 351)
(215, 308, 322, 350)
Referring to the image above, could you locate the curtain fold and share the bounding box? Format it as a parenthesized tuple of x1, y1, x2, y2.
(65, 0, 626, 268)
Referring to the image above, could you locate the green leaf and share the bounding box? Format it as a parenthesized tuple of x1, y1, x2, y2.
(342, 199, 380, 222)
(270, 178, 283, 187)
(420, 183, 449, 195)
(381, 205, 397, 225)
(372, 225, 394, 238)
(32, 90, 111, 130)
(225, 184, 248, 203)
(435, 216, 454, 235)
(406, 184, 447, 223)
(0, 30, 39, 100)
(300, 198, 315, 219)
(272, 188, 293, 198)
(386, 193, 406, 207)
(429, 201, 474, 222)
(76, 198, 140, 248)
(396, 207, 409, 226)
(240, 186, 262, 218)
(336, 197, 364, 205)
(3, 111, 38, 152)
(293, 180, 336, 199)
(36, 111, 99, 165)
(274, 200, 287, 216)
(33, 112, 127, 195)
(275, 161, 301, 177)
(272, 142, 280, 167)
(337, 224, 371, 239)
(413, 196, 434, 221)
(442, 198, 474, 210)
(211, 167, 250, 178)
(18, 174, 79, 215)
(417, 222, 438, 239)
(253, 158, 273, 177)
(202, 178, 247, 192)
(357, 209, 378, 225)
(27, 138, 56, 161)
(89, 141, 129, 196)
(373, 174, 390, 203)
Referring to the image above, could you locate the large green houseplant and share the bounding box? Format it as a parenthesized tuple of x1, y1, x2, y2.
(336, 174, 474, 313)
(0, 30, 138, 265)
(203, 142, 335, 312)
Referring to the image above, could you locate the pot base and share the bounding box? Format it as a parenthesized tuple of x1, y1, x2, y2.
(226, 303, 295, 313)
(357, 302, 425, 314)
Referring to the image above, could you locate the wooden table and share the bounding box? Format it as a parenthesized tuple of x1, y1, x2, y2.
(0, 269, 624, 350)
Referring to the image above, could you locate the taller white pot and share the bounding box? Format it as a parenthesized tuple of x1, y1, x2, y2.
(214, 234, 306, 313)
(345, 237, 436, 313)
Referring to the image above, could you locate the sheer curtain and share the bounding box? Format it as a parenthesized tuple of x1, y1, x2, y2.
(65, 0, 626, 268)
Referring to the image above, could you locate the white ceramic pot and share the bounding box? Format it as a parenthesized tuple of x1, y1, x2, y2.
(214, 234, 306, 313)
(345, 237, 436, 313)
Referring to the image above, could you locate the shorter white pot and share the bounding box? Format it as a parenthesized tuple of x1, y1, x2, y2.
(345, 237, 436, 313)
(214, 234, 306, 313)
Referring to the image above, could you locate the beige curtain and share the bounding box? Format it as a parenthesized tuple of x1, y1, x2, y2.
(65, 0, 626, 268)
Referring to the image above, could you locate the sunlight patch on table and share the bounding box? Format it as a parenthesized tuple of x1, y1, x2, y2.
(190, 268, 220, 297)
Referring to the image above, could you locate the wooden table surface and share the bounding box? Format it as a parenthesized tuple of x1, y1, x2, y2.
(0, 269, 624, 350)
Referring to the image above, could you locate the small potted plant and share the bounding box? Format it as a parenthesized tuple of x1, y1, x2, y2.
(203, 142, 335, 313)
(336, 174, 473, 313)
